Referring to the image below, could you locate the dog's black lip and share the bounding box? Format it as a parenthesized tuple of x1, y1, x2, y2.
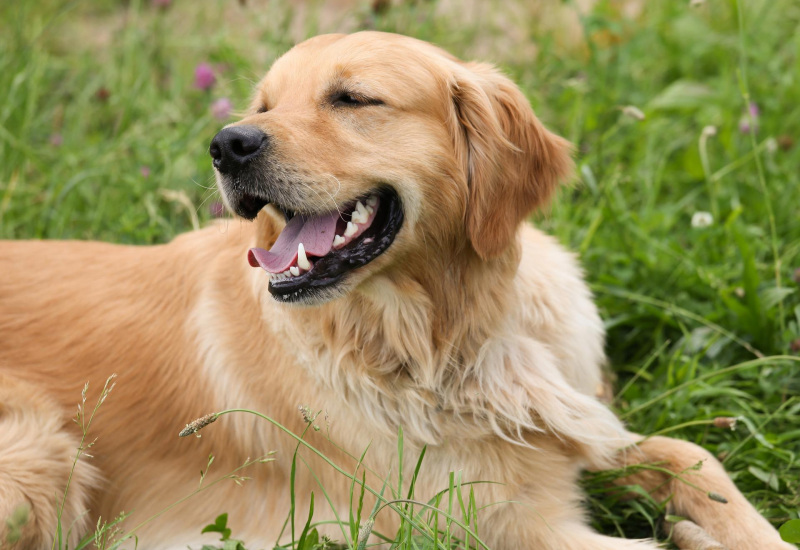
(267, 187, 403, 302)
(237, 193, 270, 220)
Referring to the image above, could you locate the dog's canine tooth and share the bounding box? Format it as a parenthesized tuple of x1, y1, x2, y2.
(344, 222, 358, 237)
(333, 235, 345, 249)
(297, 243, 310, 270)
(289, 266, 300, 277)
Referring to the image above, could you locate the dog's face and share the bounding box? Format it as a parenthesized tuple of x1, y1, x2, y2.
(212, 32, 572, 305)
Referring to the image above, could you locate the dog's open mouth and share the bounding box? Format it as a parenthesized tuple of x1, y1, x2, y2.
(247, 187, 403, 302)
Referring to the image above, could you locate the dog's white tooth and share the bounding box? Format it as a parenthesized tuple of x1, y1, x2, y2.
(366, 205, 374, 214)
(344, 221, 358, 237)
(366, 195, 378, 208)
(290, 266, 300, 276)
(333, 235, 346, 249)
(356, 201, 368, 216)
(351, 210, 367, 224)
(297, 243, 311, 270)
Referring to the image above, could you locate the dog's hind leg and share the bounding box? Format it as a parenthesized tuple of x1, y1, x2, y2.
(0, 374, 99, 549)
(611, 435, 792, 550)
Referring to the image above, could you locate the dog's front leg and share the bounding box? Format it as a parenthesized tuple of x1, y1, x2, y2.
(615, 435, 793, 550)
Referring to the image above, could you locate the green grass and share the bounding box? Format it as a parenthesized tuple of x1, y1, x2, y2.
(1, 0, 799, 547)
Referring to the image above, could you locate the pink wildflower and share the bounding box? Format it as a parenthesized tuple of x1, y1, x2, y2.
(211, 97, 233, 120)
(739, 102, 759, 134)
(209, 202, 226, 218)
(194, 63, 216, 91)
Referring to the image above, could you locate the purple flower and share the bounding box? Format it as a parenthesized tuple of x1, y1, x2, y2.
(49, 133, 63, 147)
(211, 97, 233, 120)
(140, 166, 151, 178)
(739, 101, 759, 134)
(194, 63, 216, 91)
(209, 201, 226, 218)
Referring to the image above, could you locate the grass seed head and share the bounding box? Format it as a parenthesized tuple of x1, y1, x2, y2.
(298, 404, 316, 424)
(179, 413, 218, 437)
(621, 105, 645, 121)
(707, 491, 728, 504)
(713, 417, 738, 430)
(357, 518, 375, 550)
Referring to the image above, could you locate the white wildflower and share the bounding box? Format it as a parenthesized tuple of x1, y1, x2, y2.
(691, 211, 713, 228)
(701, 125, 717, 138)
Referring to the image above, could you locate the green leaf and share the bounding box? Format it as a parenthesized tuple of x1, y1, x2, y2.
(779, 519, 800, 543)
(760, 286, 796, 311)
(747, 466, 780, 492)
(580, 163, 599, 196)
(201, 513, 232, 542)
(302, 528, 319, 550)
(648, 80, 714, 110)
(298, 492, 315, 550)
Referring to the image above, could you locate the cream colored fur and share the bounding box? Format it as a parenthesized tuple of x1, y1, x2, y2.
(0, 32, 790, 550)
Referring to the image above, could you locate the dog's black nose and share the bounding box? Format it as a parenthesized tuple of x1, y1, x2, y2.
(209, 125, 268, 174)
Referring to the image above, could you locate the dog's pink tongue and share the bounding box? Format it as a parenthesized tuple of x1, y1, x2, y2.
(248, 211, 339, 273)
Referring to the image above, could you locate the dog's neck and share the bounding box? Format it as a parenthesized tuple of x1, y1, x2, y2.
(224, 222, 625, 458)
(270, 238, 524, 444)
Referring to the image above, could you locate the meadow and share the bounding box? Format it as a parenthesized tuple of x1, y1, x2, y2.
(0, 0, 798, 548)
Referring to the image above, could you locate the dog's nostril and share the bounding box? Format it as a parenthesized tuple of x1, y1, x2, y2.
(230, 137, 260, 157)
(209, 141, 222, 161)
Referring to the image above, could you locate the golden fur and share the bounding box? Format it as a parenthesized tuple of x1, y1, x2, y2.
(0, 32, 790, 549)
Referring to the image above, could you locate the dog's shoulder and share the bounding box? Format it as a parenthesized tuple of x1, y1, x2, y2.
(513, 223, 606, 397)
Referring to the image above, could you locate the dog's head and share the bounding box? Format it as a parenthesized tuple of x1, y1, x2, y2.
(212, 32, 572, 305)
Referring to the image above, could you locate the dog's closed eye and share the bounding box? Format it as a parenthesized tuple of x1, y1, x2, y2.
(329, 90, 383, 108)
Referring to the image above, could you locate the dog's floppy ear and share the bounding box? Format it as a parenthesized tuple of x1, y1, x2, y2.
(450, 62, 573, 259)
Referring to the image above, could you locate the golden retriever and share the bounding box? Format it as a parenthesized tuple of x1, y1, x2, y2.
(0, 32, 791, 550)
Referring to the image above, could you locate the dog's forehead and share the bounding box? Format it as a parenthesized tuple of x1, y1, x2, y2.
(259, 32, 451, 105)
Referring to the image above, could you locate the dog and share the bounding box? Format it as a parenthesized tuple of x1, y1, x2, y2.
(0, 32, 791, 550)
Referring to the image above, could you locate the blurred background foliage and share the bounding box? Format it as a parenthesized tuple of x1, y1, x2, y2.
(1, 0, 799, 544)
